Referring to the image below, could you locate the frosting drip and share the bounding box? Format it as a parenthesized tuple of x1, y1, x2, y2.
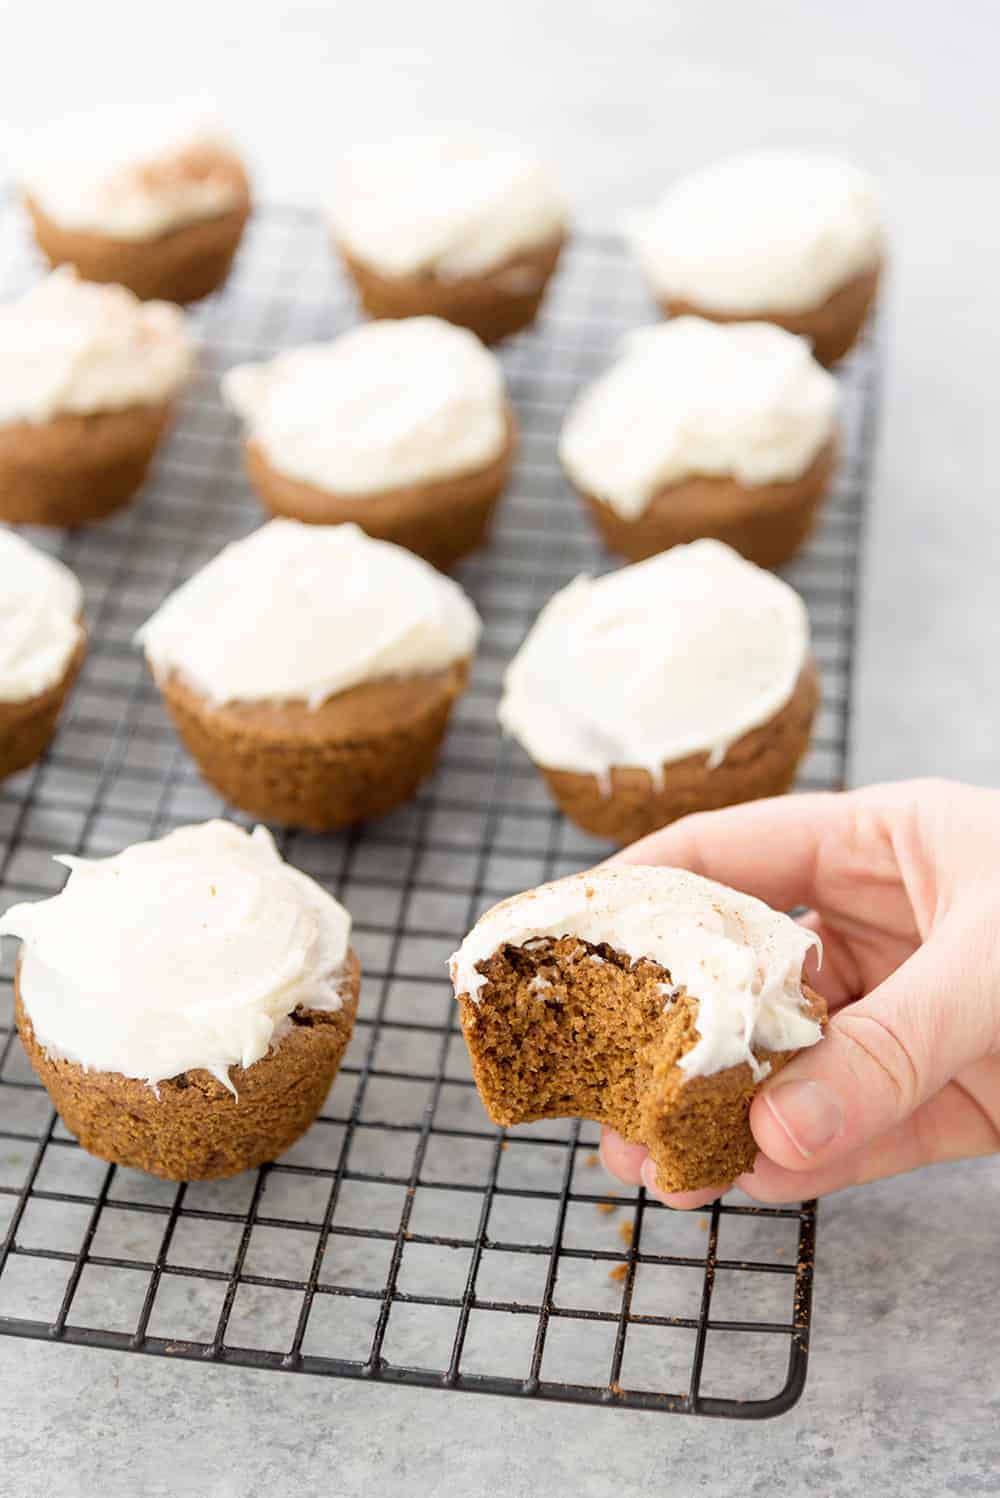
(498, 540, 810, 781)
(558, 317, 838, 519)
(449, 865, 822, 1080)
(0, 822, 352, 1090)
(330, 132, 567, 277)
(223, 317, 507, 494)
(0, 528, 84, 703)
(0, 269, 194, 427)
(628, 151, 882, 314)
(137, 519, 481, 707)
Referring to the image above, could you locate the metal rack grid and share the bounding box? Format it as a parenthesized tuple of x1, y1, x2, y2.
(0, 200, 878, 1418)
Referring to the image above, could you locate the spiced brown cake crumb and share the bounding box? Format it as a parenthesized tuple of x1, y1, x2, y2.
(456, 935, 825, 1195)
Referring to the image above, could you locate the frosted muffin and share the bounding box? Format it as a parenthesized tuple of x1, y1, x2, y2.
(0, 821, 360, 1180)
(137, 520, 481, 829)
(559, 318, 838, 568)
(451, 866, 826, 1193)
(0, 269, 194, 526)
(499, 540, 818, 843)
(224, 317, 516, 570)
(0, 528, 86, 779)
(21, 113, 251, 303)
(329, 133, 567, 343)
(628, 152, 882, 365)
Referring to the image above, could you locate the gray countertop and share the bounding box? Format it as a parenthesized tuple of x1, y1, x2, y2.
(2, 1, 999, 1492)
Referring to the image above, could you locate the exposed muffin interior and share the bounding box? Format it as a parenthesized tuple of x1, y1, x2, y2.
(458, 934, 824, 1193)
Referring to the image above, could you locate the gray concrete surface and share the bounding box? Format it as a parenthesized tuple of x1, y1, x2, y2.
(1, 2, 999, 1493)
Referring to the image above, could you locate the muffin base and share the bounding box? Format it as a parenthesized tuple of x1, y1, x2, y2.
(0, 633, 87, 781)
(157, 663, 470, 830)
(579, 438, 837, 570)
(15, 950, 360, 1180)
(25, 180, 251, 305)
(660, 261, 881, 367)
(338, 232, 566, 345)
(245, 409, 517, 571)
(456, 935, 826, 1194)
(0, 401, 174, 527)
(536, 660, 819, 844)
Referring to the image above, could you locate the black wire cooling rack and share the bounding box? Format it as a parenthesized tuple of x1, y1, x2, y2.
(0, 200, 879, 1419)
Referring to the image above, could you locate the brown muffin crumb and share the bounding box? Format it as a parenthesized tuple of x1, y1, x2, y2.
(456, 935, 825, 1194)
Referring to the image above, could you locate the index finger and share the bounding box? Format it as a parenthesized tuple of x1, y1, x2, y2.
(604, 791, 845, 913)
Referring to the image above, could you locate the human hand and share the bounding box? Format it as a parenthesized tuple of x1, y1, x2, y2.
(599, 779, 1000, 1207)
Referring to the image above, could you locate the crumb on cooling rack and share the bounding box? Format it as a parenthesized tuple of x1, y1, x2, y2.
(596, 1201, 618, 1215)
(617, 1220, 634, 1246)
(608, 1263, 628, 1283)
(584, 1152, 599, 1167)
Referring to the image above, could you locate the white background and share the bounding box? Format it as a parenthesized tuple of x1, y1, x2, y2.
(1, 4, 999, 1494)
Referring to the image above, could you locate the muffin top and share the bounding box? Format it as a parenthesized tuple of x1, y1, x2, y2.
(498, 539, 809, 781)
(0, 528, 84, 703)
(0, 269, 194, 427)
(330, 132, 567, 278)
(629, 151, 881, 314)
(0, 821, 352, 1087)
(450, 865, 822, 1079)
(20, 109, 248, 239)
(559, 317, 838, 519)
(223, 316, 508, 494)
(138, 519, 481, 707)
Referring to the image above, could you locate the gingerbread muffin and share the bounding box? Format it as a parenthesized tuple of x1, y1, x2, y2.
(329, 133, 567, 343)
(0, 269, 194, 527)
(628, 152, 882, 366)
(0, 821, 359, 1180)
(0, 528, 86, 779)
(20, 113, 251, 303)
(559, 317, 839, 568)
(499, 540, 818, 843)
(137, 519, 481, 829)
(451, 866, 826, 1194)
(223, 317, 516, 570)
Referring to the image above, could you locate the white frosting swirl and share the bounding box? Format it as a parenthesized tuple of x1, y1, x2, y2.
(20, 111, 246, 239)
(0, 269, 194, 427)
(559, 318, 838, 520)
(628, 152, 882, 314)
(0, 821, 352, 1090)
(499, 540, 809, 781)
(223, 317, 507, 494)
(450, 865, 822, 1080)
(0, 528, 84, 703)
(137, 519, 481, 708)
(330, 132, 567, 277)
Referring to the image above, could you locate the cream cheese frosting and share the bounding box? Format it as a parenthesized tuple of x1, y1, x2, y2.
(0, 269, 194, 428)
(450, 865, 822, 1080)
(330, 132, 567, 278)
(498, 540, 809, 782)
(137, 519, 481, 708)
(0, 528, 84, 703)
(20, 111, 246, 239)
(223, 317, 507, 494)
(559, 317, 838, 519)
(628, 151, 882, 314)
(0, 821, 352, 1090)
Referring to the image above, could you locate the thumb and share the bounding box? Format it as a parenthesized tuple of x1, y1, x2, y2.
(750, 917, 998, 1171)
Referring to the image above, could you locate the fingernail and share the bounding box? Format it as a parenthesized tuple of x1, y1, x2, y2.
(765, 1081, 843, 1158)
